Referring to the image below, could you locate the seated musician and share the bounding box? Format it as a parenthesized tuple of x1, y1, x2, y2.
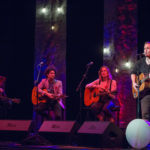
(85, 66, 118, 122)
(131, 41, 150, 121)
(0, 76, 12, 118)
(0, 76, 7, 97)
(28, 65, 64, 134)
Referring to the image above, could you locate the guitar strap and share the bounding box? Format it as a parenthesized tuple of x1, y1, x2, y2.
(109, 80, 112, 92)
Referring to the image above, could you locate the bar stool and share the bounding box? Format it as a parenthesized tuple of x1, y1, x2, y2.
(111, 106, 120, 127)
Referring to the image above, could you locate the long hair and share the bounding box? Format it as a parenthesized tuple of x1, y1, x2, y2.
(98, 66, 112, 81)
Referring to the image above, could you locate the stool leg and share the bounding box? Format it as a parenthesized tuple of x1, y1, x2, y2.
(116, 111, 120, 127)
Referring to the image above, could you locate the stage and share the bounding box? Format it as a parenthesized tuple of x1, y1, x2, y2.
(0, 119, 144, 150)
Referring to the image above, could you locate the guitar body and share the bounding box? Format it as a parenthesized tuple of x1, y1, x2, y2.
(32, 86, 66, 109)
(84, 88, 100, 106)
(32, 86, 47, 105)
(132, 73, 150, 99)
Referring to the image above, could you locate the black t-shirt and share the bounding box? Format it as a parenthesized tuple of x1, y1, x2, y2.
(131, 57, 150, 75)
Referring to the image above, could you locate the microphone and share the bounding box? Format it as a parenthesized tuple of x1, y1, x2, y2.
(136, 53, 145, 56)
(38, 61, 44, 66)
(86, 61, 94, 66)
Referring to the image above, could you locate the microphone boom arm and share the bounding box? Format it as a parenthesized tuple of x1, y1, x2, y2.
(76, 65, 91, 92)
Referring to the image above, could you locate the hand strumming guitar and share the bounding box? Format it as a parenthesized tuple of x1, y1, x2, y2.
(103, 89, 116, 99)
(42, 91, 57, 99)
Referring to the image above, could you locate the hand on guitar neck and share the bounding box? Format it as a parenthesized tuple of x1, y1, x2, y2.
(0, 95, 20, 104)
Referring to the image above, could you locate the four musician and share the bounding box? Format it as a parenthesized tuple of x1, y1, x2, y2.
(3, 44, 150, 131)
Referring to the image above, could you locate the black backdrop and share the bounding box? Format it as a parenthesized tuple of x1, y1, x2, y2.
(0, 0, 35, 119)
(0, 0, 150, 120)
(66, 0, 104, 120)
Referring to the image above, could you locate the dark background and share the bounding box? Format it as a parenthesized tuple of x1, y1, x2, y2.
(0, 0, 149, 120)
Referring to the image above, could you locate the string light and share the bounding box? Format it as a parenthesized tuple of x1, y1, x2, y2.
(103, 47, 111, 55)
(56, 7, 64, 15)
(115, 68, 119, 73)
(51, 25, 55, 30)
(40, 7, 49, 15)
(124, 61, 132, 69)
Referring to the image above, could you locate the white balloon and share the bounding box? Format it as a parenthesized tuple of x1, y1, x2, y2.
(126, 119, 150, 149)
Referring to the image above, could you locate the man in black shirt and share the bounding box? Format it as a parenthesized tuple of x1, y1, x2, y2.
(131, 41, 150, 121)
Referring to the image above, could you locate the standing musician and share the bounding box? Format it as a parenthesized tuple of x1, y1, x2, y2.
(85, 66, 118, 122)
(131, 41, 150, 121)
(28, 65, 64, 134)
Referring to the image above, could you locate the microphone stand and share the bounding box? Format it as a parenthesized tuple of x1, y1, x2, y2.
(34, 62, 43, 134)
(76, 65, 91, 122)
(136, 55, 143, 119)
(22, 62, 50, 145)
(136, 75, 140, 119)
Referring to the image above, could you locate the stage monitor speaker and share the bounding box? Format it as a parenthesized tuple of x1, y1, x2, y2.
(39, 121, 75, 132)
(0, 120, 31, 131)
(0, 120, 31, 142)
(39, 121, 78, 145)
(77, 121, 124, 148)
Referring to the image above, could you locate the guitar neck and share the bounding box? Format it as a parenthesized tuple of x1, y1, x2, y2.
(140, 76, 149, 84)
(0, 96, 20, 104)
(0, 95, 11, 101)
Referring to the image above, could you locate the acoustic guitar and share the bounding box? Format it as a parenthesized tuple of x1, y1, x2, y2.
(32, 86, 66, 109)
(84, 87, 112, 106)
(132, 73, 150, 99)
(84, 88, 100, 106)
(0, 95, 20, 104)
(84, 87, 117, 106)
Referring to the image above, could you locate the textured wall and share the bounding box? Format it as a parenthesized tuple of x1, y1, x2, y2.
(104, 0, 137, 128)
(34, 0, 66, 92)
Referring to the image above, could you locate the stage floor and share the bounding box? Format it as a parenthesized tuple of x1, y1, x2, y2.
(0, 143, 138, 150)
(0, 141, 150, 150)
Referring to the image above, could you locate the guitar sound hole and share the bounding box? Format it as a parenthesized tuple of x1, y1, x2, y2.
(93, 93, 96, 97)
